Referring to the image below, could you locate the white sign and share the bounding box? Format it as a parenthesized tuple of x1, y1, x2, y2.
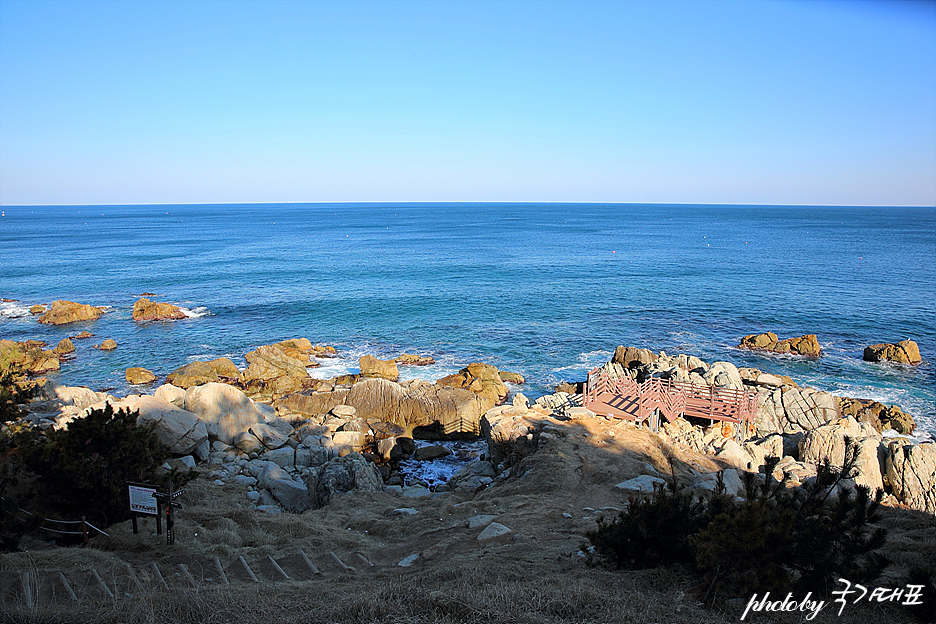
(128, 485, 158, 515)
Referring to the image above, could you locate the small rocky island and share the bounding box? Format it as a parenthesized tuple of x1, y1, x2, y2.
(738, 332, 822, 356)
(864, 339, 922, 365)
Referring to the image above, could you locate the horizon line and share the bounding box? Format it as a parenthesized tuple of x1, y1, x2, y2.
(2, 200, 934, 208)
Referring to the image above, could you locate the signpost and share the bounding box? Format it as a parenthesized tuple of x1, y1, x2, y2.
(152, 482, 185, 545)
(127, 481, 184, 544)
(127, 482, 159, 535)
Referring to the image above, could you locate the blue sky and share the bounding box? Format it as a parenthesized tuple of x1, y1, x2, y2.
(0, 0, 934, 206)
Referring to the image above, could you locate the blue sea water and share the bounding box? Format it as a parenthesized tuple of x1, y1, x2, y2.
(1, 203, 934, 438)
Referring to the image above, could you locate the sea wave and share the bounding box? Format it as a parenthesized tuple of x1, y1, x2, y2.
(0, 301, 32, 319)
(307, 344, 463, 384)
(548, 349, 614, 373)
(180, 306, 211, 318)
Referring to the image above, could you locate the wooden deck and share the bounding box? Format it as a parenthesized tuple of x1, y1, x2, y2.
(583, 368, 757, 437)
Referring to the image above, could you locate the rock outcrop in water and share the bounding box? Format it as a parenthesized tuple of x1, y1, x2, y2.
(359, 355, 399, 382)
(239, 340, 335, 400)
(132, 297, 186, 321)
(52, 338, 75, 356)
(738, 332, 822, 357)
(37, 300, 105, 325)
(0, 339, 60, 374)
(838, 396, 916, 435)
(863, 340, 922, 365)
(395, 353, 435, 366)
(436, 363, 509, 407)
(126, 367, 157, 385)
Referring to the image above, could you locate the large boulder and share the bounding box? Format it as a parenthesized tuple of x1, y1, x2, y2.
(183, 382, 267, 443)
(132, 297, 186, 321)
(799, 416, 884, 493)
(268, 477, 310, 513)
(755, 384, 838, 435)
(126, 367, 157, 385)
(612, 346, 658, 369)
(481, 405, 542, 468)
(130, 395, 209, 455)
(743, 434, 784, 472)
(34, 383, 108, 410)
(207, 357, 241, 379)
(863, 340, 922, 365)
(436, 363, 509, 408)
(886, 441, 936, 514)
(715, 439, 756, 471)
(359, 355, 399, 382)
(52, 338, 75, 356)
(342, 377, 407, 424)
(275, 387, 349, 417)
(498, 371, 525, 384)
(245, 422, 290, 450)
(739, 333, 821, 357)
(349, 378, 488, 436)
(305, 452, 383, 508)
(277, 376, 492, 437)
(702, 361, 745, 391)
(37, 300, 104, 325)
(166, 361, 220, 388)
(70, 395, 208, 455)
(154, 383, 186, 407)
(241, 344, 310, 399)
(272, 338, 333, 365)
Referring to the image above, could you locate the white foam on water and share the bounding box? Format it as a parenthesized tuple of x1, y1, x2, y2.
(307, 344, 464, 384)
(827, 381, 935, 442)
(308, 356, 357, 380)
(396, 354, 462, 384)
(399, 439, 486, 487)
(0, 301, 32, 319)
(548, 349, 613, 375)
(179, 306, 211, 318)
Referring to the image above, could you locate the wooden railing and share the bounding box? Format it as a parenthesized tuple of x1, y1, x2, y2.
(584, 368, 757, 436)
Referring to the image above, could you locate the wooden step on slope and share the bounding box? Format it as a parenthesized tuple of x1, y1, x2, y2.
(0, 550, 381, 609)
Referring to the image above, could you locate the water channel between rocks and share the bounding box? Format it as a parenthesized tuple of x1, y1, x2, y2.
(399, 439, 487, 488)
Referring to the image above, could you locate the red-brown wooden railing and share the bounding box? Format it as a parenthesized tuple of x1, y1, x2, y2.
(583, 368, 757, 437)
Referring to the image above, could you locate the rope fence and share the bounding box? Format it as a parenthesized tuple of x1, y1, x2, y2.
(0, 497, 109, 542)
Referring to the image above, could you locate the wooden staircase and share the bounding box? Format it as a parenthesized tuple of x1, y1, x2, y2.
(583, 368, 757, 437)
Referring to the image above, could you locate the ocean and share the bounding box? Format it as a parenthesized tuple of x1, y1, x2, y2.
(1, 203, 934, 439)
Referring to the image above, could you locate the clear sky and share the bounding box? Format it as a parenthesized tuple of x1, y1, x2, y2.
(0, 0, 934, 206)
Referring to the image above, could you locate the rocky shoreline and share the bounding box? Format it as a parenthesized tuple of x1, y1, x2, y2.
(1, 296, 932, 521)
(3, 329, 934, 521)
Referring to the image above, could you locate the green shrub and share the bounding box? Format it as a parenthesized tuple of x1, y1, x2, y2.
(585, 477, 729, 569)
(10, 403, 174, 526)
(586, 453, 888, 605)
